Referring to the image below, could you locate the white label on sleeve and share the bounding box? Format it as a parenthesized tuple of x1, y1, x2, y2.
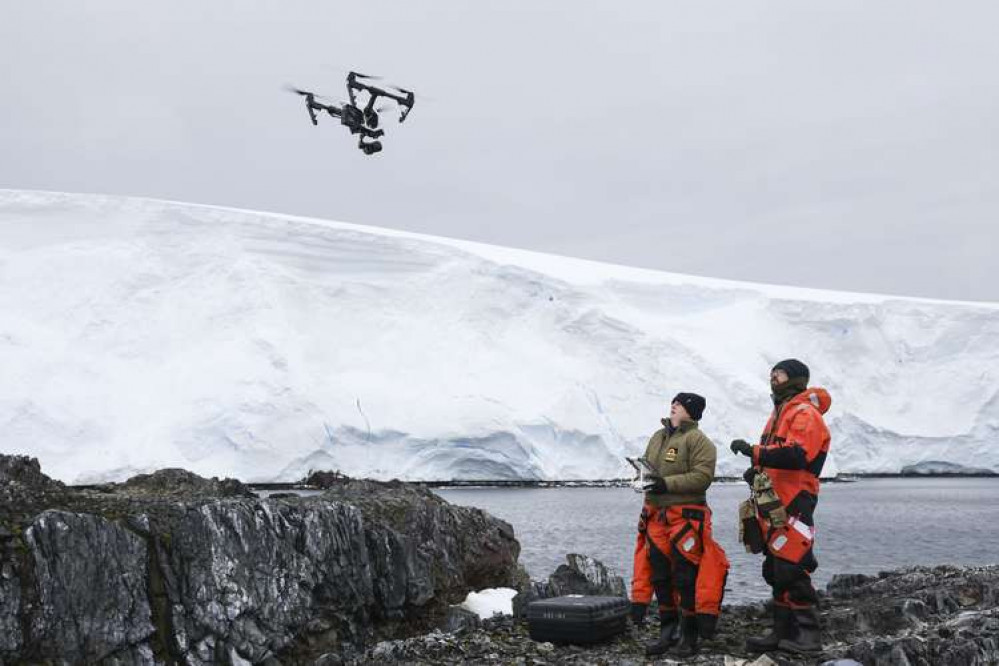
(790, 519, 815, 541)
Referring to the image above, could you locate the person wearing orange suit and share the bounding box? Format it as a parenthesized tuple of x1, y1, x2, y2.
(631, 392, 729, 657)
(731, 359, 831, 655)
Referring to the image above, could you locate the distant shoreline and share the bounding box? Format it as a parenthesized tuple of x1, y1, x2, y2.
(843, 472, 999, 479)
(68, 472, 997, 494)
(419, 473, 997, 489)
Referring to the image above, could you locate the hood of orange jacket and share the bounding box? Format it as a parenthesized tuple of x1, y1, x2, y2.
(792, 386, 831, 415)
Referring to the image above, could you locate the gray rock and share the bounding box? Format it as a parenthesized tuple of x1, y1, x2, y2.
(0, 454, 64, 491)
(0, 455, 520, 665)
(119, 468, 255, 499)
(749, 657, 780, 666)
(0, 551, 21, 655)
(512, 552, 627, 618)
(161, 499, 373, 663)
(549, 553, 627, 598)
(24, 510, 155, 663)
(826, 572, 876, 596)
(443, 605, 482, 634)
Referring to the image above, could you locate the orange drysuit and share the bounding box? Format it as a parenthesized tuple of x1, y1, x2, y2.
(751, 387, 831, 608)
(632, 503, 729, 636)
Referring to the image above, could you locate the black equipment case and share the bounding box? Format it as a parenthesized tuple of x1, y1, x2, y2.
(526, 595, 629, 644)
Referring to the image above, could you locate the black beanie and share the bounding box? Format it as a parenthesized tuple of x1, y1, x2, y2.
(672, 392, 706, 421)
(772, 359, 810, 383)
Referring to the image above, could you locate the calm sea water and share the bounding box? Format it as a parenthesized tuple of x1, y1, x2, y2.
(436, 478, 999, 604)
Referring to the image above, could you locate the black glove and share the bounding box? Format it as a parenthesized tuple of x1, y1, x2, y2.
(630, 601, 648, 626)
(642, 476, 668, 494)
(743, 467, 759, 486)
(730, 439, 753, 457)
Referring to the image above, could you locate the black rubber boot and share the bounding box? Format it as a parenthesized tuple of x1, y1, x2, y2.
(630, 602, 648, 627)
(777, 605, 822, 654)
(644, 610, 679, 656)
(673, 613, 699, 657)
(746, 603, 794, 653)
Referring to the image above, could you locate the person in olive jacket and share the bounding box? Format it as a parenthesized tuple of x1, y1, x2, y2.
(630, 392, 724, 658)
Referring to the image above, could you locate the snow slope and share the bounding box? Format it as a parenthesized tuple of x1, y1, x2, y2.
(2, 190, 998, 483)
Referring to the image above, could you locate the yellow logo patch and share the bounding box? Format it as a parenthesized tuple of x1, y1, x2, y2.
(664, 447, 678, 462)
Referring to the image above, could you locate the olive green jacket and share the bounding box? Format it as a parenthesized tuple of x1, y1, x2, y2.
(643, 419, 717, 508)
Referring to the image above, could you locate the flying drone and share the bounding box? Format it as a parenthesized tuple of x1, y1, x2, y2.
(288, 72, 415, 155)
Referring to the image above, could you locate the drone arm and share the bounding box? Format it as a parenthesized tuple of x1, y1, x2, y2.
(383, 90, 415, 122)
(346, 75, 359, 106)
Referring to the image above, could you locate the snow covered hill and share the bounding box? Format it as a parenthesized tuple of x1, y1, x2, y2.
(2, 190, 997, 483)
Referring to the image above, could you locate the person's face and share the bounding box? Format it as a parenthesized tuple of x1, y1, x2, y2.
(670, 401, 691, 422)
(770, 368, 789, 390)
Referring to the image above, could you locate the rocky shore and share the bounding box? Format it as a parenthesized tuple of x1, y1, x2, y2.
(0, 455, 519, 665)
(1, 454, 997, 665)
(362, 560, 999, 665)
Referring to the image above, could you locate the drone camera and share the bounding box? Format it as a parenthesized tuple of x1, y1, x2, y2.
(361, 141, 383, 156)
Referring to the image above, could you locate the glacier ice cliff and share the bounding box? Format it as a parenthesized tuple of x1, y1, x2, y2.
(2, 190, 998, 481)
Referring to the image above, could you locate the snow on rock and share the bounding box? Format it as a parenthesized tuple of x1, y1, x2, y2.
(2, 190, 998, 482)
(461, 588, 517, 619)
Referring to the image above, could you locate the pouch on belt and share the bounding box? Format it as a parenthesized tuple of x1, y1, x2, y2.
(767, 516, 815, 564)
(738, 498, 765, 554)
(752, 471, 787, 528)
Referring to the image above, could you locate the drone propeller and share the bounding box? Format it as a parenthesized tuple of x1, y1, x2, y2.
(350, 71, 382, 81)
(284, 86, 337, 103)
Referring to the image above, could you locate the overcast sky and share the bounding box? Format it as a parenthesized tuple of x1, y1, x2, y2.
(2, 1, 997, 301)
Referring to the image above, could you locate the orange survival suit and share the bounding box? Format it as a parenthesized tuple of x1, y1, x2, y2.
(632, 417, 729, 643)
(750, 386, 831, 614)
(633, 502, 729, 636)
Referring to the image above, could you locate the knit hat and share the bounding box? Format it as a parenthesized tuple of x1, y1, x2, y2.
(672, 392, 706, 421)
(772, 359, 810, 383)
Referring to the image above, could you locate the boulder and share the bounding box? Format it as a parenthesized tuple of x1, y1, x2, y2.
(511, 553, 627, 618)
(442, 605, 482, 634)
(118, 468, 255, 499)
